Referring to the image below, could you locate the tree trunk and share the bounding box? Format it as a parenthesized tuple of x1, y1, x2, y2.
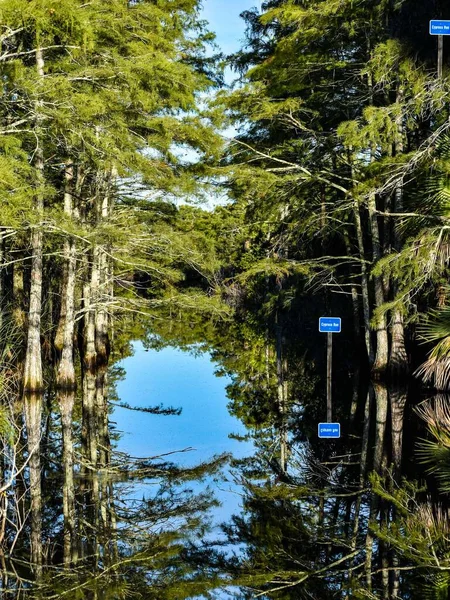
(23, 228, 43, 391)
(390, 309, 407, 375)
(389, 387, 407, 600)
(368, 193, 389, 376)
(54, 257, 68, 355)
(57, 242, 76, 388)
(57, 164, 77, 389)
(389, 86, 408, 376)
(355, 201, 373, 364)
(351, 388, 371, 552)
(82, 251, 100, 562)
(24, 46, 45, 392)
(380, 510, 390, 600)
(350, 153, 374, 364)
(83, 253, 99, 464)
(365, 62, 389, 376)
(373, 382, 388, 473)
(365, 382, 388, 589)
(95, 181, 111, 367)
(96, 369, 111, 564)
(344, 228, 362, 423)
(389, 387, 407, 480)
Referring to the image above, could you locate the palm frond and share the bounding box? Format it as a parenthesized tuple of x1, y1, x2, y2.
(416, 355, 450, 391)
(416, 397, 450, 492)
(416, 499, 450, 538)
(415, 396, 450, 433)
(416, 301, 450, 390)
(416, 571, 450, 600)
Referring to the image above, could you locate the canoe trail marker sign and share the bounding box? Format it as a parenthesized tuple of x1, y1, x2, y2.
(430, 20, 450, 34)
(319, 317, 341, 333)
(430, 20, 450, 78)
(318, 423, 341, 439)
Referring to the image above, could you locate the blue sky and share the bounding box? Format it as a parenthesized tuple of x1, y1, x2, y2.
(201, 0, 262, 57)
(201, 0, 263, 85)
(171, 0, 263, 208)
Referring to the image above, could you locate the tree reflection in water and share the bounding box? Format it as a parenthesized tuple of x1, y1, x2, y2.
(0, 309, 450, 599)
(126, 312, 450, 599)
(0, 361, 227, 599)
(221, 378, 450, 599)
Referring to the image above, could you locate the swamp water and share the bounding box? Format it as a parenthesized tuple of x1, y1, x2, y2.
(114, 342, 252, 531)
(0, 323, 449, 600)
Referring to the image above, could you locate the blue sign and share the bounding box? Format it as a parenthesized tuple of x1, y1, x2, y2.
(319, 317, 341, 333)
(318, 423, 340, 439)
(430, 20, 450, 35)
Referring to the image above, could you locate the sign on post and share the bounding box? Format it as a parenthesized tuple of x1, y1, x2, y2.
(430, 20, 450, 78)
(319, 317, 341, 424)
(318, 423, 340, 439)
(319, 317, 341, 333)
(430, 20, 450, 35)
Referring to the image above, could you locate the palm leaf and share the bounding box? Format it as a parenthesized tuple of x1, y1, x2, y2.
(416, 572, 450, 600)
(416, 303, 450, 390)
(416, 397, 450, 492)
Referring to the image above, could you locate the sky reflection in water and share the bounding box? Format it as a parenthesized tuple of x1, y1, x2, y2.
(114, 342, 253, 525)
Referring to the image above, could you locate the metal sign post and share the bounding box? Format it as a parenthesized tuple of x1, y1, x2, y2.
(319, 317, 341, 424)
(430, 20, 450, 78)
(327, 332, 332, 422)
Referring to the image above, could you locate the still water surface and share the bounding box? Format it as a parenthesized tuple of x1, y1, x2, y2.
(2, 332, 445, 599)
(114, 341, 252, 527)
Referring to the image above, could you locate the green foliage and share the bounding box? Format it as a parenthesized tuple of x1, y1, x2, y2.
(414, 398, 450, 492)
(0, 405, 14, 445)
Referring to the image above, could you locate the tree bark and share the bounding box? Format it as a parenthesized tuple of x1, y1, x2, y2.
(23, 229, 43, 392)
(57, 164, 77, 389)
(94, 181, 111, 367)
(81, 252, 99, 562)
(351, 388, 371, 553)
(366, 63, 389, 376)
(344, 232, 361, 344)
(350, 153, 374, 364)
(380, 509, 390, 600)
(23, 46, 45, 392)
(368, 194, 389, 376)
(389, 387, 407, 480)
(389, 86, 408, 376)
(389, 387, 406, 599)
(365, 382, 388, 589)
